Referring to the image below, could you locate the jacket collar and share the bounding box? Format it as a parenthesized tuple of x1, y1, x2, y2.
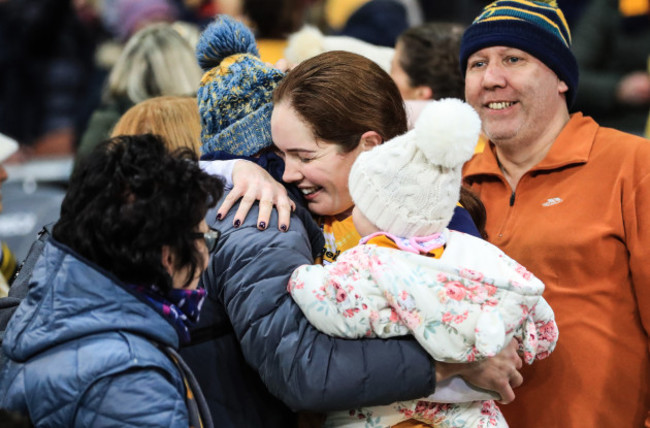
(4, 240, 178, 361)
(464, 113, 599, 180)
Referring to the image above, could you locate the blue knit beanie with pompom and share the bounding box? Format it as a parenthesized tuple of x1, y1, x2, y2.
(196, 15, 285, 157)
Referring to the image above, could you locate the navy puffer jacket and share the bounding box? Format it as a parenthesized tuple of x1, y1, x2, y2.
(181, 194, 438, 426)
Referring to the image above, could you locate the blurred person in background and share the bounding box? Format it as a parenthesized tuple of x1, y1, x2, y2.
(242, 0, 312, 63)
(0, 134, 19, 297)
(389, 22, 489, 151)
(110, 95, 203, 153)
(572, 0, 650, 135)
(325, 0, 422, 47)
(76, 22, 202, 166)
(0, 0, 95, 159)
(390, 22, 465, 101)
(100, 0, 179, 43)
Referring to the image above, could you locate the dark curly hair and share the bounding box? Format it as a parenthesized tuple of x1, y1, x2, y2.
(53, 134, 223, 291)
(397, 22, 466, 100)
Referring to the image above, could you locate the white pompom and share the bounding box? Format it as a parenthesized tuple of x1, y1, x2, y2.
(414, 98, 482, 168)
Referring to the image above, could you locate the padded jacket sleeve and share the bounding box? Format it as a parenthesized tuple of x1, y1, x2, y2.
(204, 199, 437, 412)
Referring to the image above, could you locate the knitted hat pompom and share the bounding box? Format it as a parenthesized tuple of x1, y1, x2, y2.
(196, 15, 260, 72)
(414, 98, 481, 170)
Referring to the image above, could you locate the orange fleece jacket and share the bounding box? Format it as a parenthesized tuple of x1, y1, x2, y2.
(463, 113, 650, 427)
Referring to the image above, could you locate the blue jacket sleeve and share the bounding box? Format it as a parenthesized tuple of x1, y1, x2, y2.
(448, 205, 481, 238)
(205, 200, 437, 412)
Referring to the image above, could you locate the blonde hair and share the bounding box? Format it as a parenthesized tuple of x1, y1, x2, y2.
(111, 96, 201, 153)
(106, 23, 203, 104)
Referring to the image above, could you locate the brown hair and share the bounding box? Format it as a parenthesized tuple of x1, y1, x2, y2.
(459, 186, 488, 239)
(273, 50, 407, 153)
(111, 96, 201, 154)
(397, 22, 465, 100)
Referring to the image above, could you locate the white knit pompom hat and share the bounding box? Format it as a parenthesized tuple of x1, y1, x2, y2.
(284, 25, 395, 73)
(348, 98, 481, 237)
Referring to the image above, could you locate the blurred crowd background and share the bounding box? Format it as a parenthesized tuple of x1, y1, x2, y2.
(0, 0, 648, 262)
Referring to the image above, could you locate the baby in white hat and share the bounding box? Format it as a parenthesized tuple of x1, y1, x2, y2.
(289, 99, 558, 428)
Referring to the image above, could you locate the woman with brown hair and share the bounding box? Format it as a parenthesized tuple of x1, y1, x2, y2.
(270, 50, 485, 252)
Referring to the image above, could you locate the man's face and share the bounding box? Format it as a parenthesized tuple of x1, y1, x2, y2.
(464, 46, 569, 147)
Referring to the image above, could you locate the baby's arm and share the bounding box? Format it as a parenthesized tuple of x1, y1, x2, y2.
(288, 245, 410, 339)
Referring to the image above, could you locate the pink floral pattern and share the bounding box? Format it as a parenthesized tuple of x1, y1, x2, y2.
(327, 399, 508, 428)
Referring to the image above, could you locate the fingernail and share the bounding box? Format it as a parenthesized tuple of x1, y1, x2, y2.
(234, 219, 241, 228)
(216, 213, 222, 220)
(258, 221, 266, 230)
(280, 224, 287, 232)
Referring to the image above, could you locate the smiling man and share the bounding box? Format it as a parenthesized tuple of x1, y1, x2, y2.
(459, 1, 650, 427)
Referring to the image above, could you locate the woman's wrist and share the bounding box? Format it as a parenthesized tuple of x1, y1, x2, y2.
(199, 159, 240, 190)
(435, 360, 476, 383)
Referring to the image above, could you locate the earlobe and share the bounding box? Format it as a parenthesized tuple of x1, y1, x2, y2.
(360, 131, 383, 151)
(161, 245, 175, 276)
(416, 86, 433, 100)
(558, 80, 569, 94)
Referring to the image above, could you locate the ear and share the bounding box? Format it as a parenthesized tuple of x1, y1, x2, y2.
(414, 85, 433, 100)
(161, 245, 176, 276)
(359, 131, 382, 151)
(558, 79, 569, 94)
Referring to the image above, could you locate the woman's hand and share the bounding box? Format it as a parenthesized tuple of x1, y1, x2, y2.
(435, 338, 523, 404)
(217, 160, 295, 231)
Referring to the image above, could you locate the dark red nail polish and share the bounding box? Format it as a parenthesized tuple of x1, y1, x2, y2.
(234, 219, 241, 227)
(216, 213, 222, 220)
(280, 224, 287, 232)
(258, 221, 266, 230)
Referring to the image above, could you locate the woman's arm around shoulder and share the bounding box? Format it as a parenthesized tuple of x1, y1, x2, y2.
(205, 201, 437, 412)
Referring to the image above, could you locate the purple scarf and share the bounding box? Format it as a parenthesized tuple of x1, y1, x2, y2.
(126, 283, 207, 345)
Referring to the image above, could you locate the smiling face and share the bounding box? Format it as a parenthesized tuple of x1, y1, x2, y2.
(464, 46, 569, 149)
(272, 102, 370, 218)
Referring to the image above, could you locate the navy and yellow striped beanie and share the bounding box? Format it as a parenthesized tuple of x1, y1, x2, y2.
(459, 0, 578, 107)
(196, 15, 285, 156)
